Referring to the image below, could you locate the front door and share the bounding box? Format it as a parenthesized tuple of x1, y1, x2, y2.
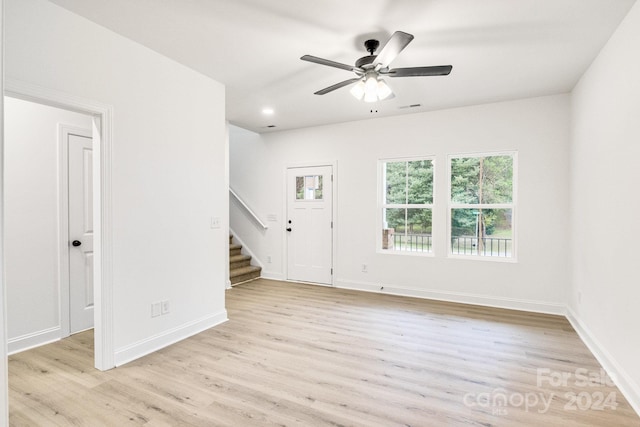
(68, 132, 94, 333)
(286, 166, 333, 285)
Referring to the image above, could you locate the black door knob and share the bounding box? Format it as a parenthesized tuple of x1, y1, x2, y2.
(72, 240, 82, 247)
(286, 228, 292, 232)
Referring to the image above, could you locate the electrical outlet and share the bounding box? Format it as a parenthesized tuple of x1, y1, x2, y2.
(362, 264, 368, 272)
(151, 302, 161, 318)
(161, 300, 170, 315)
(267, 255, 272, 263)
(210, 217, 221, 229)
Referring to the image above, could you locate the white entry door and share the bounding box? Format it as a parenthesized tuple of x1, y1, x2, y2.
(287, 166, 333, 285)
(68, 132, 94, 333)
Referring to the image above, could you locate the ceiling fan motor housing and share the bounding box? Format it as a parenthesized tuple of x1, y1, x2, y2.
(356, 39, 381, 69)
(355, 55, 377, 69)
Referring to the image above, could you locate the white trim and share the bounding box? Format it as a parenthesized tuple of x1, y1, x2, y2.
(377, 249, 435, 258)
(0, 5, 8, 423)
(114, 310, 228, 367)
(448, 150, 520, 160)
(58, 125, 92, 339)
(260, 271, 286, 281)
(334, 278, 566, 315)
(7, 327, 61, 355)
(566, 307, 640, 417)
(224, 122, 231, 290)
(5, 79, 115, 371)
(447, 253, 517, 263)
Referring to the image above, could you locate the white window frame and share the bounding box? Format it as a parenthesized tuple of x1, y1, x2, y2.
(378, 156, 436, 256)
(447, 151, 517, 262)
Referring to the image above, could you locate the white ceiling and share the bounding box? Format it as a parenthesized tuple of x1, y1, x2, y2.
(49, 0, 636, 133)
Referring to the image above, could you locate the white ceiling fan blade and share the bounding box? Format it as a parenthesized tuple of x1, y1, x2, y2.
(314, 78, 361, 95)
(384, 65, 453, 77)
(301, 55, 360, 73)
(374, 31, 414, 68)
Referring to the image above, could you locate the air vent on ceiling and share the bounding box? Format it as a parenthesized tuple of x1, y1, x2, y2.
(398, 104, 422, 109)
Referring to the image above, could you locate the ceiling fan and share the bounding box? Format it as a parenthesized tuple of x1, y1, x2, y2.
(301, 31, 452, 102)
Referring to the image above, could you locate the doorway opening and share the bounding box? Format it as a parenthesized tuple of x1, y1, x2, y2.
(4, 97, 94, 353)
(4, 80, 114, 371)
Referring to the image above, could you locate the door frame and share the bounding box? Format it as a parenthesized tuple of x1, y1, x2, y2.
(5, 79, 115, 371)
(59, 125, 92, 338)
(284, 161, 337, 286)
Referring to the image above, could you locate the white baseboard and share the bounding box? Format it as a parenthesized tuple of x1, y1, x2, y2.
(114, 310, 228, 366)
(8, 326, 61, 355)
(566, 307, 640, 416)
(261, 271, 285, 281)
(334, 278, 566, 315)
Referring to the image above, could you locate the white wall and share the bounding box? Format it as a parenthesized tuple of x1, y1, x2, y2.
(4, 97, 92, 352)
(230, 94, 571, 313)
(5, 0, 228, 365)
(570, 0, 640, 413)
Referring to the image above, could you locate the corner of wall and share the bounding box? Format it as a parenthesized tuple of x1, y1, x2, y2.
(114, 310, 228, 367)
(566, 307, 640, 416)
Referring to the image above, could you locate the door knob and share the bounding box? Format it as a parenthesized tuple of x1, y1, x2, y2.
(286, 228, 292, 232)
(72, 240, 82, 247)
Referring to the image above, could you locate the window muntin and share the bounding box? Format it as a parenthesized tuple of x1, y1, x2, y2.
(449, 153, 516, 259)
(381, 158, 434, 254)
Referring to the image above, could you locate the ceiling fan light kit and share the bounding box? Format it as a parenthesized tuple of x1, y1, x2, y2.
(301, 31, 452, 102)
(350, 72, 393, 102)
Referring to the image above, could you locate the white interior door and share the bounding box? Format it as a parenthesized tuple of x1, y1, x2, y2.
(68, 132, 94, 333)
(287, 166, 333, 285)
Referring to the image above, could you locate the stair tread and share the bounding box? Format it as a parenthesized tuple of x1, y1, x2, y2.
(229, 254, 251, 262)
(230, 265, 262, 278)
(229, 243, 242, 250)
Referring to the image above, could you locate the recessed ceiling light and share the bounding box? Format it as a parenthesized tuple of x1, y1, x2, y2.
(262, 108, 274, 115)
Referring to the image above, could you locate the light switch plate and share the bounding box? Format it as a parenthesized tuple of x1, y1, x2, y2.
(151, 302, 161, 317)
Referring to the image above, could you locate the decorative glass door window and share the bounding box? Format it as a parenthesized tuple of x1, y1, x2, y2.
(296, 175, 323, 200)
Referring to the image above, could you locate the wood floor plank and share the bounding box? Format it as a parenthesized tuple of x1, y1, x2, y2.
(9, 278, 640, 426)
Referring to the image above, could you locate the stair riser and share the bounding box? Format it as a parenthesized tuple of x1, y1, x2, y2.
(231, 270, 261, 285)
(228, 238, 261, 283)
(230, 259, 251, 270)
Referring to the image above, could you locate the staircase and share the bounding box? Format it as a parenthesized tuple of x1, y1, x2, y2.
(229, 235, 262, 285)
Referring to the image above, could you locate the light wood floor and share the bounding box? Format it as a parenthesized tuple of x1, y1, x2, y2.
(9, 279, 640, 426)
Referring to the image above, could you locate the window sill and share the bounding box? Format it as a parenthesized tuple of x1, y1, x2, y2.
(447, 254, 517, 263)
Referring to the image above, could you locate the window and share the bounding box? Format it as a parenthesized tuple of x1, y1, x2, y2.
(449, 153, 516, 259)
(380, 158, 434, 253)
(296, 175, 323, 200)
